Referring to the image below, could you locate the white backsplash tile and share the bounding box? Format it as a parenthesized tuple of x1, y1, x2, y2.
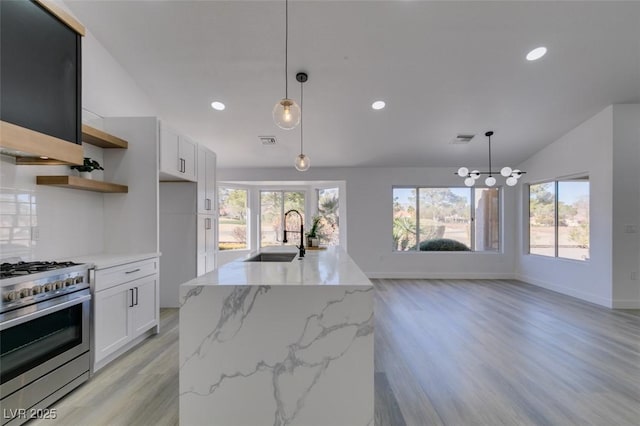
(1, 152, 105, 261)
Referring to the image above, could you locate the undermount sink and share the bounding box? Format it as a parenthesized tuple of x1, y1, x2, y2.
(244, 252, 297, 262)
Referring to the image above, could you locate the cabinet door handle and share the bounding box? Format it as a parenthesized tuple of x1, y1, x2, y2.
(180, 158, 186, 173)
(134, 287, 139, 306)
(205, 218, 211, 230)
(129, 288, 135, 308)
(125, 268, 141, 274)
(205, 198, 211, 210)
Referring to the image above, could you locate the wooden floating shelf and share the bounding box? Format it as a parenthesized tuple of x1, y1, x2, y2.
(15, 157, 71, 166)
(82, 124, 129, 149)
(36, 176, 128, 193)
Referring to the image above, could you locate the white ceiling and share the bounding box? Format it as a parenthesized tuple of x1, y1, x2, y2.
(66, 0, 640, 169)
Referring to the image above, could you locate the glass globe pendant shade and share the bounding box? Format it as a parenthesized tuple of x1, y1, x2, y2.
(295, 154, 310, 171)
(512, 169, 522, 178)
(500, 166, 512, 177)
(464, 177, 475, 187)
(273, 98, 301, 130)
(457, 167, 469, 178)
(471, 170, 481, 179)
(506, 176, 518, 186)
(485, 176, 496, 187)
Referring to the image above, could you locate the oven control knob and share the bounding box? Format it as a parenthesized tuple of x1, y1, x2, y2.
(4, 291, 17, 301)
(20, 288, 33, 298)
(43, 283, 53, 292)
(65, 278, 75, 287)
(32, 285, 43, 294)
(75, 276, 84, 284)
(54, 281, 63, 290)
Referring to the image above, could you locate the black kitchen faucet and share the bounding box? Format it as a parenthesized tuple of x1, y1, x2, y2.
(283, 209, 305, 258)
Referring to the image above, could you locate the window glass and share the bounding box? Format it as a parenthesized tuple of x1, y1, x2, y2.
(418, 188, 471, 250)
(393, 187, 492, 252)
(558, 180, 589, 260)
(260, 191, 305, 247)
(218, 188, 248, 250)
(392, 188, 417, 251)
(474, 188, 500, 252)
(317, 188, 339, 246)
(529, 182, 556, 257)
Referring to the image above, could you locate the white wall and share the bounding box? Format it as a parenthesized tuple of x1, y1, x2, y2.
(218, 167, 518, 279)
(611, 104, 640, 308)
(0, 1, 157, 261)
(516, 107, 615, 307)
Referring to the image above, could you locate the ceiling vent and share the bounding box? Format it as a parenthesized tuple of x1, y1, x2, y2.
(259, 136, 277, 146)
(450, 134, 475, 144)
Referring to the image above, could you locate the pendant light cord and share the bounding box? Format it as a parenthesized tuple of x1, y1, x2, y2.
(300, 80, 304, 155)
(488, 133, 492, 176)
(284, 0, 289, 99)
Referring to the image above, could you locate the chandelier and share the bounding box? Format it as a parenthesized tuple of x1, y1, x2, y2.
(456, 131, 525, 187)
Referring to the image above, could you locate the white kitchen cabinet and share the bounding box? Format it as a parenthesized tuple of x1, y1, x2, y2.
(92, 256, 159, 372)
(94, 283, 131, 361)
(197, 146, 217, 214)
(197, 214, 216, 276)
(159, 122, 197, 181)
(130, 275, 158, 336)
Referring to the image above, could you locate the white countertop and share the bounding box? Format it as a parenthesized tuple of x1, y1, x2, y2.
(182, 247, 372, 287)
(70, 252, 161, 270)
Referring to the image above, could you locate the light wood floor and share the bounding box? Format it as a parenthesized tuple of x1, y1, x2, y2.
(35, 280, 640, 425)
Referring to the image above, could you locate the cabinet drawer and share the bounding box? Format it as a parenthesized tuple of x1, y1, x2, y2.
(94, 258, 158, 292)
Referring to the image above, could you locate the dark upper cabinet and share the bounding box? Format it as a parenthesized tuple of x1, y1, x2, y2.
(1, 0, 82, 146)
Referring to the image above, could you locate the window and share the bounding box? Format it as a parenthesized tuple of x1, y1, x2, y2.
(529, 178, 589, 260)
(218, 187, 248, 250)
(393, 187, 500, 252)
(317, 188, 339, 246)
(260, 191, 305, 247)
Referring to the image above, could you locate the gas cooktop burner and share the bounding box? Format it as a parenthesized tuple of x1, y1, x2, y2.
(0, 261, 81, 279)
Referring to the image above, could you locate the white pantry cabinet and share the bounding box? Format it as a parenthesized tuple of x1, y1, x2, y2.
(197, 146, 216, 214)
(197, 214, 216, 276)
(159, 122, 197, 181)
(92, 256, 159, 372)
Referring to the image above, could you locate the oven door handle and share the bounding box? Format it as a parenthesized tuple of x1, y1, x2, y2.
(0, 292, 91, 331)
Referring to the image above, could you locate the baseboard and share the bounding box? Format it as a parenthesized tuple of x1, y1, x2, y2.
(367, 272, 516, 280)
(516, 273, 612, 308)
(612, 299, 640, 309)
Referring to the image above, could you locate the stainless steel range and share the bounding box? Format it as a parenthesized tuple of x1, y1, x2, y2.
(0, 261, 92, 426)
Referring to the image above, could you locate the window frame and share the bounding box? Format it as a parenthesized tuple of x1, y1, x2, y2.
(392, 185, 502, 253)
(527, 175, 590, 262)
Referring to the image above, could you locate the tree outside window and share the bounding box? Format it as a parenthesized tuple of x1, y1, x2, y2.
(218, 187, 248, 250)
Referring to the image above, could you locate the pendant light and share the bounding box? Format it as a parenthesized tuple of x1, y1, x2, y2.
(273, 0, 300, 130)
(455, 131, 525, 187)
(295, 72, 310, 171)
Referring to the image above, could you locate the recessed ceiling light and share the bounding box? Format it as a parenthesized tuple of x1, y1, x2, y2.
(371, 100, 386, 110)
(210, 101, 226, 111)
(526, 46, 547, 61)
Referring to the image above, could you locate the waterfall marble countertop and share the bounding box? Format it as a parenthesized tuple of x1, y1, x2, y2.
(182, 246, 372, 287)
(179, 247, 374, 425)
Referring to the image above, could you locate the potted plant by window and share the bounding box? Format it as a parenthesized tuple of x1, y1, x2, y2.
(69, 157, 104, 180)
(306, 216, 322, 247)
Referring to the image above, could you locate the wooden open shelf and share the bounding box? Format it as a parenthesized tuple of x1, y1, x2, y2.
(15, 157, 71, 166)
(36, 176, 128, 193)
(82, 125, 129, 149)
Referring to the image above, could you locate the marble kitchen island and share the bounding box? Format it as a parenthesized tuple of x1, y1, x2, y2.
(179, 247, 374, 426)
